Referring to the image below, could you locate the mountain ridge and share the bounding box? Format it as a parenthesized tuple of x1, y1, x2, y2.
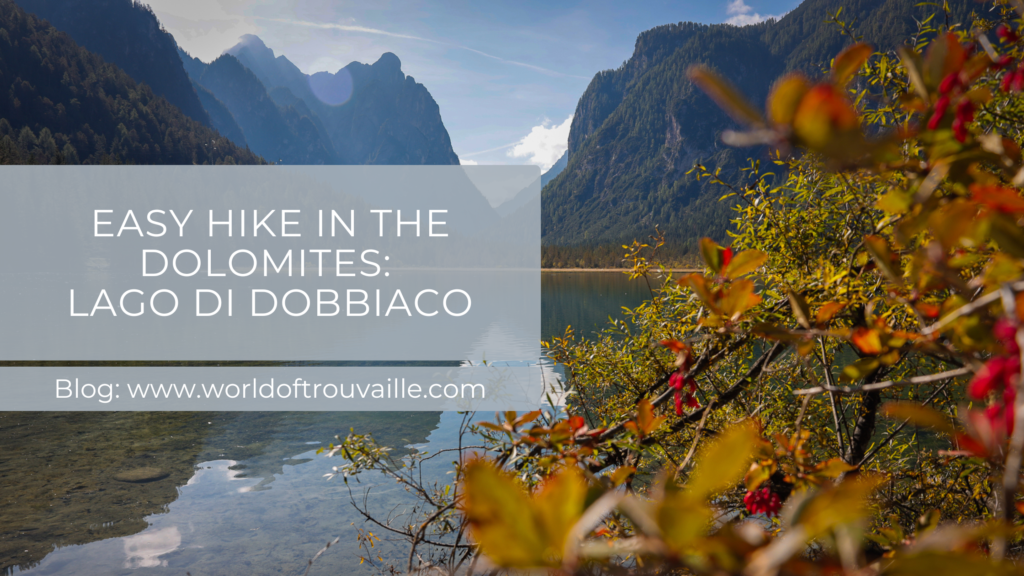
(0, 0, 262, 165)
(544, 0, 976, 255)
(224, 35, 460, 165)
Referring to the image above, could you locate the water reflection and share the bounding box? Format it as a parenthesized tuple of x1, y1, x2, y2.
(542, 271, 659, 341)
(122, 527, 180, 569)
(0, 411, 440, 574)
(2, 272, 648, 574)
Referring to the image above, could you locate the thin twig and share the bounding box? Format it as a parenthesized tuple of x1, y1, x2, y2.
(792, 367, 971, 395)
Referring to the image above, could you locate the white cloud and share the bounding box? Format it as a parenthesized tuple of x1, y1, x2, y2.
(460, 158, 478, 165)
(507, 115, 572, 172)
(725, 0, 785, 26)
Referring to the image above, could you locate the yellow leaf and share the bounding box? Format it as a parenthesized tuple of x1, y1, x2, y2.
(719, 278, 762, 320)
(794, 475, 884, 537)
(791, 84, 859, 150)
(679, 273, 720, 312)
(988, 212, 1024, 259)
(635, 398, 667, 437)
(897, 47, 928, 100)
(608, 466, 636, 487)
(461, 459, 545, 567)
(883, 551, 1022, 576)
(881, 402, 956, 436)
(840, 357, 880, 382)
(722, 249, 768, 279)
(534, 467, 589, 561)
(687, 65, 765, 127)
(767, 73, 811, 126)
(744, 462, 772, 491)
(811, 457, 857, 479)
(687, 421, 759, 500)
(831, 42, 873, 86)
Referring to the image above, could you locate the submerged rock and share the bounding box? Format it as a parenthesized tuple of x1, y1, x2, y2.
(114, 467, 170, 483)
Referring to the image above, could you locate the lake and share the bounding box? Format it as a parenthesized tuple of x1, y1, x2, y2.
(0, 271, 656, 575)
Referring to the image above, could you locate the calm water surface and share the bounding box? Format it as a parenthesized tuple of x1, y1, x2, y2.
(1, 272, 652, 575)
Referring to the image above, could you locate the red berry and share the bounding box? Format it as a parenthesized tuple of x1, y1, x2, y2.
(998, 24, 1020, 44)
(927, 96, 950, 130)
(744, 487, 782, 517)
(939, 72, 960, 94)
(1013, 69, 1024, 92)
(956, 98, 975, 124)
(953, 117, 968, 142)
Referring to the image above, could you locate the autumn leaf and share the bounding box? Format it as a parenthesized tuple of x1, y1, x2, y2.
(851, 327, 884, 355)
(718, 279, 763, 320)
(687, 66, 766, 127)
(970, 183, 1024, 214)
(831, 42, 873, 86)
(722, 249, 768, 279)
(840, 357, 880, 381)
(699, 237, 726, 274)
(461, 459, 547, 567)
(881, 402, 956, 435)
(815, 301, 846, 325)
(687, 421, 759, 499)
(768, 73, 811, 126)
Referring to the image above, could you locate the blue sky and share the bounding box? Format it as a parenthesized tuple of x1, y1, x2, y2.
(149, 0, 801, 170)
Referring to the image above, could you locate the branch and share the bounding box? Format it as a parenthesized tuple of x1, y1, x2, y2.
(921, 278, 1024, 336)
(652, 342, 787, 441)
(594, 334, 751, 443)
(792, 367, 972, 395)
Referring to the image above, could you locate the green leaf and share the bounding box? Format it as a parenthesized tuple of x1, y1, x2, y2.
(722, 249, 768, 279)
(688, 65, 765, 127)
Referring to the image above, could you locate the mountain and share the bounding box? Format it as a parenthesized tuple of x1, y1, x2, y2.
(185, 52, 337, 164)
(191, 79, 247, 148)
(543, 0, 976, 255)
(14, 0, 211, 128)
(0, 0, 263, 164)
(542, 151, 567, 188)
(225, 35, 460, 165)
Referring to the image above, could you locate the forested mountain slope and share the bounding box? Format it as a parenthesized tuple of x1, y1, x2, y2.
(14, 0, 211, 127)
(0, 0, 262, 164)
(544, 0, 974, 254)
